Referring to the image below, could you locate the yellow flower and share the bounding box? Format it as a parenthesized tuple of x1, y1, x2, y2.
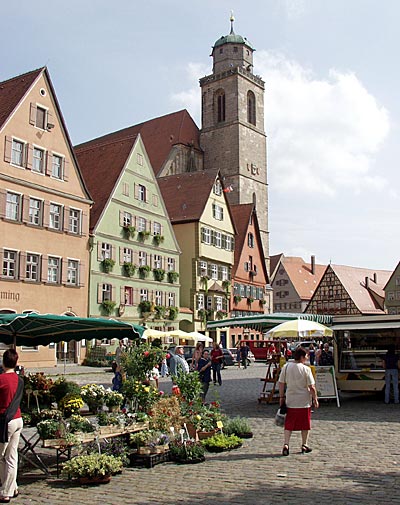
(196, 415, 201, 420)
(144, 387, 150, 393)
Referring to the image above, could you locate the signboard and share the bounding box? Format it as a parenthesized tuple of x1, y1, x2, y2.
(313, 366, 340, 407)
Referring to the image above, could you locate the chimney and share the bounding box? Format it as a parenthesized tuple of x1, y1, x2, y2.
(373, 272, 377, 283)
(311, 255, 315, 275)
(365, 276, 369, 289)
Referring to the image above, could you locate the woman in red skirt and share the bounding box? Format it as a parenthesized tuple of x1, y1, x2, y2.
(278, 346, 319, 456)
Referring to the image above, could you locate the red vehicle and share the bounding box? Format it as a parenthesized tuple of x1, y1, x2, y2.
(238, 340, 287, 361)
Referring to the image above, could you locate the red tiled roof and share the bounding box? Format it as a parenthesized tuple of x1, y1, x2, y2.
(282, 256, 326, 300)
(158, 170, 219, 223)
(0, 68, 43, 130)
(230, 203, 254, 266)
(179, 307, 193, 314)
(269, 253, 284, 279)
(75, 137, 136, 229)
(76, 109, 201, 177)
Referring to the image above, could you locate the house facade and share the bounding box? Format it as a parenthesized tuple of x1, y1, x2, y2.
(0, 68, 92, 366)
(75, 134, 185, 331)
(383, 262, 400, 314)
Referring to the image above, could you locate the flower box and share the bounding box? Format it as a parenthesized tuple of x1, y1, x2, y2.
(197, 429, 217, 440)
(129, 450, 170, 468)
(42, 438, 72, 448)
(76, 432, 95, 443)
(99, 426, 119, 435)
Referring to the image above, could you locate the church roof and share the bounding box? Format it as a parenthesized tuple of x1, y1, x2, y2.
(213, 32, 253, 49)
(76, 109, 200, 177)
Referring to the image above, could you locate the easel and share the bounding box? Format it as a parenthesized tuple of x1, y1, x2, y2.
(258, 354, 282, 404)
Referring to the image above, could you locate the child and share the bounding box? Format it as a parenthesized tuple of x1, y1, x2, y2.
(149, 365, 160, 389)
(112, 364, 123, 392)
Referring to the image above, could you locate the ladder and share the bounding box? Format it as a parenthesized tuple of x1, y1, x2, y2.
(258, 354, 281, 404)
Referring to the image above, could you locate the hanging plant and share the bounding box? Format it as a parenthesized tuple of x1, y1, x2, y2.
(138, 230, 151, 241)
(233, 295, 242, 305)
(154, 305, 166, 319)
(222, 280, 231, 291)
(101, 258, 115, 273)
(101, 300, 116, 316)
(201, 275, 210, 293)
(167, 270, 179, 283)
(216, 310, 228, 320)
(123, 262, 136, 277)
(247, 297, 254, 305)
(153, 268, 166, 282)
(153, 234, 165, 246)
(123, 225, 136, 239)
(168, 306, 179, 321)
(198, 308, 212, 326)
(259, 299, 267, 305)
(139, 265, 151, 278)
(138, 300, 152, 314)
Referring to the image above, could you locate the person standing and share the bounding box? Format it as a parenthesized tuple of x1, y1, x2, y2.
(383, 344, 399, 404)
(210, 342, 223, 385)
(308, 344, 316, 366)
(115, 340, 125, 366)
(169, 346, 189, 377)
(191, 342, 204, 371)
(236, 344, 241, 368)
(197, 350, 212, 400)
(240, 342, 250, 369)
(278, 347, 319, 456)
(319, 343, 334, 366)
(0, 349, 24, 502)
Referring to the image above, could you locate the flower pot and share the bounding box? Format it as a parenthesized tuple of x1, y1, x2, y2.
(236, 432, 253, 439)
(185, 422, 199, 441)
(197, 430, 217, 440)
(99, 426, 117, 435)
(137, 447, 152, 455)
(77, 475, 111, 485)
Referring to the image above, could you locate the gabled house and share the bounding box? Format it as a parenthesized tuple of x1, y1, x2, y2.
(158, 171, 236, 343)
(305, 264, 391, 315)
(75, 134, 185, 330)
(0, 68, 92, 366)
(270, 255, 326, 313)
(227, 204, 270, 346)
(383, 262, 400, 314)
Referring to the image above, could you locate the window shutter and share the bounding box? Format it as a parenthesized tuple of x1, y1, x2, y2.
(79, 262, 85, 287)
(26, 144, 33, 170)
(63, 159, 69, 182)
(134, 183, 138, 199)
(41, 255, 48, 282)
(231, 237, 235, 251)
(111, 284, 115, 302)
(207, 264, 212, 277)
(221, 235, 226, 249)
(0, 190, 6, 219)
(119, 247, 124, 265)
(43, 201, 50, 228)
(119, 210, 124, 227)
(211, 230, 216, 245)
(97, 283, 103, 303)
(120, 286, 126, 304)
(111, 245, 116, 261)
(29, 103, 37, 125)
(46, 152, 52, 176)
(197, 262, 202, 276)
(22, 196, 30, 223)
(47, 109, 54, 129)
(146, 220, 152, 232)
(19, 252, 26, 281)
(145, 189, 150, 203)
(4, 137, 12, 163)
(201, 227, 205, 243)
(81, 211, 88, 236)
(218, 266, 222, 280)
(64, 206, 70, 232)
(61, 259, 68, 285)
(97, 242, 103, 261)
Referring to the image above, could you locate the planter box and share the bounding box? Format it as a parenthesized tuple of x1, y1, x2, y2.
(77, 475, 111, 485)
(76, 432, 95, 443)
(99, 426, 120, 435)
(197, 430, 217, 440)
(129, 450, 170, 468)
(42, 438, 72, 448)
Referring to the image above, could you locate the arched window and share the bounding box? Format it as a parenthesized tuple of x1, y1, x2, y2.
(215, 89, 226, 123)
(247, 90, 256, 126)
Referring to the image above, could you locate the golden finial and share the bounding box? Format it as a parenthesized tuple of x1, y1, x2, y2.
(230, 11, 235, 34)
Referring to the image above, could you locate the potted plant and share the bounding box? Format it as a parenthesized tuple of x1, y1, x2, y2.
(129, 429, 153, 454)
(224, 416, 253, 438)
(37, 419, 63, 440)
(169, 439, 205, 464)
(123, 262, 136, 277)
(259, 298, 267, 306)
(138, 264, 151, 278)
(67, 415, 95, 439)
(153, 268, 165, 282)
(138, 230, 151, 241)
(104, 390, 124, 412)
(50, 378, 81, 405)
(154, 305, 166, 319)
(59, 393, 84, 417)
(222, 280, 231, 293)
(233, 295, 242, 305)
(168, 306, 179, 321)
(101, 300, 116, 316)
(80, 383, 106, 413)
(138, 300, 152, 314)
(216, 310, 227, 320)
(201, 433, 242, 452)
(153, 234, 164, 246)
(123, 224, 136, 239)
(61, 453, 123, 484)
(247, 296, 254, 305)
(167, 270, 179, 283)
(101, 258, 115, 273)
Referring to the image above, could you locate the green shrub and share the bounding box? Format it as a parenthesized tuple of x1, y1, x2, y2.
(224, 416, 252, 436)
(51, 378, 81, 404)
(201, 433, 242, 452)
(62, 453, 123, 479)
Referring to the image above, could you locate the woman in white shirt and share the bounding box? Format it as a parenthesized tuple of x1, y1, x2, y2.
(278, 346, 319, 456)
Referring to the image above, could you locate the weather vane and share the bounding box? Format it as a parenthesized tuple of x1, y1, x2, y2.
(230, 10, 235, 34)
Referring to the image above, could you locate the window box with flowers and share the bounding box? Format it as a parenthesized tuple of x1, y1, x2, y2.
(247, 297, 254, 305)
(259, 299, 267, 306)
(138, 230, 151, 241)
(168, 306, 179, 321)
(101, 300, 117, 316)
(216, 310, 228, 320)
(233, 295, 242, 305)
(123, 262, 136, 277)
(138, 265, 151, 278)
(153, 268, 165, 282)
(138, 300, 152, 314)
(153, 234, 164, 246)
(123, 225, 136, 239)
(167, 271, 179, 283)
(154, 305, 166, 319)
(101, 258, 115, 273)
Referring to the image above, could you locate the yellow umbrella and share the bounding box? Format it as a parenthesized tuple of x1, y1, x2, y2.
(266, 319, 333, 339)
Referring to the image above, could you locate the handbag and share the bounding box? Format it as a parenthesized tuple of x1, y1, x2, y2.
(0, 376, 24, 443)
(274, 406, 287, 427)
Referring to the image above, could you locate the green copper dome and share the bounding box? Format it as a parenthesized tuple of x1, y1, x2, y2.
(213, 32, 254, 50)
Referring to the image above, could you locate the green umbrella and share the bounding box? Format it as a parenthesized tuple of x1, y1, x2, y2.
(0, 313, 144, 348)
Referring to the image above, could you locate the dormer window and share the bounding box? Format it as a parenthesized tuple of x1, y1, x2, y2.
(36, 107, 46, 129)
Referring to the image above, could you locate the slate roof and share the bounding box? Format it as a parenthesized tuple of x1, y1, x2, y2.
(76, 109, 201, 177)
(75, 136, 137, 229)
(330, 264, 391, 314)
(157, 170, 219, 223)
(0, 68, 43, 130)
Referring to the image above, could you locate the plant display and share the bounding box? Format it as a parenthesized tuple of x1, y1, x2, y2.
(224, 416, 253, 436)
(62, 453, 123, 479)
(101, 299, 116, 315)
(123, 225, 136, 239)
(38, 409, 64, 421)
(138, 230, 151, 241)
(138, 264, 151, 278)
(247, 296, 254, 304)
(138, 300, 152, 314)
(123, 262, 136, 277)
(122, 379, 160, 412)
(173, 372, 203, 402)
(37, 419, 63, 440)
(80, 384, 106, 412)
(67, 415, 95, 434)
(154, 305, 166, 319)
(50, 378, 81, 404)
(101, 258, 115, 273)
(216, 310, 228, 320)
(181, 401, 223, 432)
(201, 433, 242, 452)
(222, 280, 231, 292)
(233, 295, 242, 304)
(104, 389, 124, 409)
(129, 429, 153, 449)
(59, 393, 84, 417)
(167, 270, 179, 283)
(168, 306, 179, 320)
(23, 372, 54, 410)
(153, 268, 165, 281)
(84, 437, 130, 466)
(169, 440, 205, 462)
(121, 343, 165, 381)
(153, 234, 164, 246)
(148, 396, 183, 431)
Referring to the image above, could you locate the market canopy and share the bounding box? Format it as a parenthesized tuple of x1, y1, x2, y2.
(265, 319, 333, 339)
(0, 313, 145, 347)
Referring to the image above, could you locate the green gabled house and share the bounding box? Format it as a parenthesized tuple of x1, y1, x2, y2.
(75, 133, 189, 330)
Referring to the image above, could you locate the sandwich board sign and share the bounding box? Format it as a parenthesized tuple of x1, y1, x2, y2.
(314, 366, 340, 407)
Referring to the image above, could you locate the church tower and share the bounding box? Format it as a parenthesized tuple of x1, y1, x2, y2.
(199, 16, 269, 266)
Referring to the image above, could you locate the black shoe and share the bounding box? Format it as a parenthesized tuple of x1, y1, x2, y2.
(301, 444, 312, 454)
(282, 444, 289, 456)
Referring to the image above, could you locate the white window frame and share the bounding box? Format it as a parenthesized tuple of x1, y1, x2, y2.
(138, 184, 146, 202)
(214, 231, 222, 248)
(168, 292, 175, 307)
(26, 253, 40, 282)
(211, 264, 218, 280)
(123, 248, 133, 263)
(155, 290, 162, 305)
(153, 222, 162, 235)
(67, 259, 79, 286)
(221, 266, 228, 281)
(203, 228, 211, 245)
(49, 203, 63, 230)
(32, 146, 45, 174)
(2, 250, 18, 279)
(200, 261, 207, 276)
(69, 208, 81, 234)
(216, 296, 223, 311)
(213, 204, 224, 221)
(138, 251, 147, 266)
(101, 243, 112, 260)
(137, 216, 146, 232)
(197, 294, 204, 310)
(29, 197, 43, 226)
(213, 181, 222, 196)
(5, 192, 21, 221)
(11, 139, 25, 167)
(167, 257, 175, 272)
(102, 283, 112, 302)
(123, 211, 132, 227)
(51, 154, 64, 179)
(154, 255, 162, 269)
(140, 288, 148, 301)
(47, 256, 61, 284)
(225, 236, 233, 251)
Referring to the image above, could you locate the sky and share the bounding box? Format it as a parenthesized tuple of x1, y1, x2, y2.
(1, 0, 399, 272)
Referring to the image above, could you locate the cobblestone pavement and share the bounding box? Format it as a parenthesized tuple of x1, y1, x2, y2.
(17, 363, 400, 504)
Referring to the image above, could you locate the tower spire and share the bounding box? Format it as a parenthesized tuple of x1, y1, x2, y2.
(230, 11, 235, 34)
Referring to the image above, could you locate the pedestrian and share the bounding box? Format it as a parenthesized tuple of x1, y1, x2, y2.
(169, 346, 189, 377)
(115, 340, 125, 366)
(319, 343, 334, 366)
(210, 342, 224, 385)
(0, 349, 24, 502)
(191, 342, 204, 371)
(278, 346, 319, 456)
(160, 357, 169, 378)
(236, 343, 241, 368)
(240, 341, 250, 369)
(383, 344, 399, 404)
(111, 363, 123, 392)
(197, 350, 212, 400)
(308, 344, 315, 366)
(148, 365, 160, 389)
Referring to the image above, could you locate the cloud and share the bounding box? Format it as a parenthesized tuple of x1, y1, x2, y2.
(170, 62, 205, 118)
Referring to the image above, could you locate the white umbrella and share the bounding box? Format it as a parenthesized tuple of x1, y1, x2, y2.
(186, 331, 213, 343)
(266, 319, 333, 339)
